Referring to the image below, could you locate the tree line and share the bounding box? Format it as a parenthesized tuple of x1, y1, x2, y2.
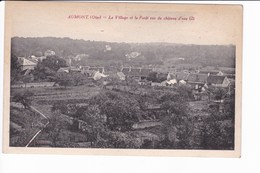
(11, 37, 236, 67)
(41, 88, 234, 149)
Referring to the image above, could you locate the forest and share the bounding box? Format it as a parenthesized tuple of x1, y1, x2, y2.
(11, 37, 236, 67)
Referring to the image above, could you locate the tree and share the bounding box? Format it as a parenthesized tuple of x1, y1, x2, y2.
(159, 91, 194, 149)
(177, 85, 193, 100)
(199, 117, 223, 149)
(21, 75, 33, 88)
(12, 90, 34, 109)
(40, 55, 67, 71)
(147, 71, 157, 82)
(198, 105, 235, 150)
(223, 90, 235, 120)
(10, 54, 21, 83)
(88, 91, 140, 131)
(32, 55, 67, 81)
(33, 65, 56, 81)
(80, 105, 107, 145)
(44, 109, 67, 147)
(158, 91, 182, 103)
(71, 72, 86, 86)
(208, 87, 228, 102)
(55, 72, 73, 88)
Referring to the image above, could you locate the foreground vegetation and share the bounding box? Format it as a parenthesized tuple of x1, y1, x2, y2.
(10, 83, 235, 150)
(9, 105, 46, 147)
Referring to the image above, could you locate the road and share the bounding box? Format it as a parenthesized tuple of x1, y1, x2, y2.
(25, 106, 50, 147)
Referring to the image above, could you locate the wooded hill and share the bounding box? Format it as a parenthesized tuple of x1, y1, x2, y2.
(11, 37, 236, 67)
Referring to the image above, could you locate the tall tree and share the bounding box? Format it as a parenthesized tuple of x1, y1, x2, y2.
(89, 91, 140, 131)
(55, 72, 73, 88)
(12, 90, 34, 109)
(39, 55, 67, 72)
(71, 72, 86, 86)
(10, 54, 21, 83)
(45, 109, 67, 147)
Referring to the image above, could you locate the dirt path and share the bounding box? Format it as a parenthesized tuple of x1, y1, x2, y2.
(25, 106, 50, 147)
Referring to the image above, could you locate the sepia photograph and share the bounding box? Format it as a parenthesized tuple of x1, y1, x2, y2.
(3, 1, 242, 157)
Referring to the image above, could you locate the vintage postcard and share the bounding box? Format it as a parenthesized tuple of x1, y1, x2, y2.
(3, 1, 242, 157)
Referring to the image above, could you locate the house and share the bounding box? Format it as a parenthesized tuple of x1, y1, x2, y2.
(20, 68, 34, 76)
(74, 54, 89, 61)
(186, 73, 208, 91)
(121, 67, 130, 75)
(167, 72, 189, 82)
(105, 45, 112, 52)
(80, 66, 90, 70)
(88, 67, 105, 74)
(80, 66, 105, 78)
(29, 55, 46, 62)
(18, 57, 37, 71)
(207, 75, 230, 88)
(179, 80, 187, 85)
(219, 67, 235, 74)
(140, 68, 153, 79)
(57, 67, 70, 73)
(117, 72, 126, 80)
(121, 67, 152, 81)
(149, 72, 169, 87)
(166, 79, 178, 86)
(219, 67, 235, 79)
(151, 82, 162, 87)
(187, 73, 208, 84)
(125, 52, 141, 59)
(155, 73, 168, 83)
(44, 50, 55, 56)
(93, 71, 109, 81)
(69, 66, 82, 73)
(128, 68, 142, 80)
(199, 69, 223, 76)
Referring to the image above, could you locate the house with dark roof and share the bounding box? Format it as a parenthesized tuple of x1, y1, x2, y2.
(167, 72, 189, 82)
(186, 73, 208, 90)
(149, 72, 169, 86)
(207, 75, 230, 88)
(79, 66, 105, 78)
(218, 67, 235, 74)
(57, 66, 81, 73)
(80, 66, 104, 73)
(88, 67, 105, 74)
(187, 73, 208, 84)
(121, 67, 152, 81)
(140, 68, 153, 77)
(219, 67, 235, 79)
(121, 67, 131, 75)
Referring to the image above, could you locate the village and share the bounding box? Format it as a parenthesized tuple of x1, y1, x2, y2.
(13, 49, 235, 103)
(9, 45, 236, 149)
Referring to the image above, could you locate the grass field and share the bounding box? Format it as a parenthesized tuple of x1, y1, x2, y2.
(12, 85, 101, 104)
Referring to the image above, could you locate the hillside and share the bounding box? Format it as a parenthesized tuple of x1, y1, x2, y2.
(11, 37, 236, 67)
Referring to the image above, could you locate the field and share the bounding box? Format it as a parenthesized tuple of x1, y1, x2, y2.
(12, 85, 101, 105)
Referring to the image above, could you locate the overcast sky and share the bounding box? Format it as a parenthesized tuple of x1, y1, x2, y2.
(8, 2, 242, 45)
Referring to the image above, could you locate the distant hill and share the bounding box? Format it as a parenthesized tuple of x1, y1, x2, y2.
(11, 37, 236, 67)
